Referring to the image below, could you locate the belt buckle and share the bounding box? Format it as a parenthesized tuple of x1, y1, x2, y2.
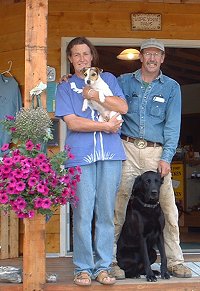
(133, 138, 147, 149)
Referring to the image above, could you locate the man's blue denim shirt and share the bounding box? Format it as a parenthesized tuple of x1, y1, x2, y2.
(117, 69, 181, 164)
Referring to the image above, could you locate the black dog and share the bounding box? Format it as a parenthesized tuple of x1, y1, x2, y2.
(117, 171, 170, 282)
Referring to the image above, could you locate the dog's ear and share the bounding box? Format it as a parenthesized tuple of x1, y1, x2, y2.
(80, 67, 87, 74)
(96, 67, 103, 74)
(156, 168, 160, 175)
(156, 168, 164, 184)
(132, 175, 141, 195)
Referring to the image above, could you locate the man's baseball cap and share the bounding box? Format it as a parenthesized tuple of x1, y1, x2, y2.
(140, 38, 165, 52)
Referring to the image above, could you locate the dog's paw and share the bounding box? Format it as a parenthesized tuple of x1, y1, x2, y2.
(82, 99, 88, 112)
(153, 270, 160, 276)
(98, 90, 106, 103)
(146, 274, 157, 282)
(98, 115, 106, 122)
(82, 106, 87, 112)
(161, 271, 170, 280)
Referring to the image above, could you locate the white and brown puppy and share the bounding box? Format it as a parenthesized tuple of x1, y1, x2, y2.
(81, 67, 122, 122)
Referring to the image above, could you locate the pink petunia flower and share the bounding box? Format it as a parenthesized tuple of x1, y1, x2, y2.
(35, 144, 41, 151)
(68, 167, 75, 175)
(6, 115, 15, 120)
(13, 168, 23, 179)
(28, 210, 35, 218)
(36, 153, 46, 162)
(36, 183, 45, 193)
(68, 152, 75, 159)
(25, 140, 34, 151)
(17, 212, 27, 218)
(16, 181, 26, 192)
(41, 198, 52, 209)
(28, 176, 38, 187)
(39, 163, 50, 173)
(15, 197, 27, 210)
(6, 184, 16, 194)
(34, 198, 43, 209)
(2, 165, 12, 174)
(42, 185, 49, 196)
(1, 144, 9, 151)
(10, 127, 17, 132)
(76, 165, 82, 174)
(2, 156, 13, 166)
(0, 193, 9, 204)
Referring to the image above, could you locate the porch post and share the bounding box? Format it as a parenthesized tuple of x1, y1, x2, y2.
(23, 0, 48, 290)
(23, 214, 46, 290)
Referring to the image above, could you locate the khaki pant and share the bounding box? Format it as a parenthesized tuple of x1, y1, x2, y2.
(113, 140, 184, 268)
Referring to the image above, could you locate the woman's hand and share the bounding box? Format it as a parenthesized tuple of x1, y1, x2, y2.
(105, 113, 123, 133)
(82, 86, 97, 100)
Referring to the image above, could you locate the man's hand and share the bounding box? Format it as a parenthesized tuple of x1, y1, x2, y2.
(58, 74, 72, 84)
(158, 160, 171, 177)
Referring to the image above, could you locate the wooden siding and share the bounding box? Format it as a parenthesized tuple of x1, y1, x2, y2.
(1, 0, 200, 101)
(1, 0, 200, 253)
(0, 211, 19, 259)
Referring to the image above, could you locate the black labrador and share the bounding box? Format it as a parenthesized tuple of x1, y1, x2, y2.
(117, 171, 170, 282)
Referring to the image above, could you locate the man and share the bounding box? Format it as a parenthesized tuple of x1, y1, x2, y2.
(111, 38, 192, 279)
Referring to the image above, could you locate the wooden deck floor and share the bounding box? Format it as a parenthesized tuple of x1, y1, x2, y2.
(0, 254, 200, 291)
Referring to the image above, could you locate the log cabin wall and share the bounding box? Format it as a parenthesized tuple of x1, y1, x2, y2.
(0, 0, 200, 254)
(1, 0, 200, 93)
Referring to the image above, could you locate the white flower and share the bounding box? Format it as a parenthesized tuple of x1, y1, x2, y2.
(30, 81, 47, 96)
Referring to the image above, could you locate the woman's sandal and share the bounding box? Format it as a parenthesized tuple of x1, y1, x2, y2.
(96, 270, 116, 285)
(74, 272, 91, 286)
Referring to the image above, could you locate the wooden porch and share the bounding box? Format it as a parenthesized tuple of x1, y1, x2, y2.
(1, 255, 200, 291)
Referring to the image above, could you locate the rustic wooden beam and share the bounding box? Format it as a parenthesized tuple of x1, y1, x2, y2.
(23, 0, 48, 290)
(24, 0, 48, 109)
(23, 214, 46, 291)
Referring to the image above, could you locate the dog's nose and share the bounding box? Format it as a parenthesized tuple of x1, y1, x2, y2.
(86, 80, 91, 85)
(151, 190, 158, 199)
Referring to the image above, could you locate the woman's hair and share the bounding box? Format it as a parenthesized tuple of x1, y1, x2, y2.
(66, 37, 99, 67)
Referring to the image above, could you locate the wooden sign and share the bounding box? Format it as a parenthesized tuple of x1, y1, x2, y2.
(131, 13, 161, 31)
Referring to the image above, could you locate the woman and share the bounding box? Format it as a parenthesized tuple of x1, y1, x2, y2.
(55, 37, 128, 286)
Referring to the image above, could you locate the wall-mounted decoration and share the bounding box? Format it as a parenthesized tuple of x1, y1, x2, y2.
(47, 118, 59, 147)
(47, 81, 57, 112)
(47, 65, 56, 82)
(131, 13, 161, 31)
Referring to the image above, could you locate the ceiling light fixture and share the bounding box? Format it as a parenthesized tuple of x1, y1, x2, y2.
(117, 48, 140, 61)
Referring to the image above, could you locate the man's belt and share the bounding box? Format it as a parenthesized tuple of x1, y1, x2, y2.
(121, 134, 162, 149)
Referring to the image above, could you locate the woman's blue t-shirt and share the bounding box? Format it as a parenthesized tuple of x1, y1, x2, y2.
(55, 72, 126, 167)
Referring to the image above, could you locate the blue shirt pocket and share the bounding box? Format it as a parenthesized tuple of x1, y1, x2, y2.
(150, 97, 166, 119)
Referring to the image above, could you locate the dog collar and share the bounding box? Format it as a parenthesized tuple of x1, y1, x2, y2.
(135, 196, 160, 208)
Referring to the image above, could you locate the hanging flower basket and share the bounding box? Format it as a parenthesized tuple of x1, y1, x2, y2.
(0, 83, 80, 219)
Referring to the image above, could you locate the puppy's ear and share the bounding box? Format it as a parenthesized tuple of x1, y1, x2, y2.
(96, 67, 103, 74)
(81, 67, 87, 74)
